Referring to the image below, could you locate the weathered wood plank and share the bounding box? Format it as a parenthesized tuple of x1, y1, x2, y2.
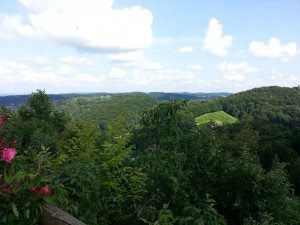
(38, 204, 87, 225)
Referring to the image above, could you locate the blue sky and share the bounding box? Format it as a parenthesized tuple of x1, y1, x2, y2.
(0, 0, 299, 94)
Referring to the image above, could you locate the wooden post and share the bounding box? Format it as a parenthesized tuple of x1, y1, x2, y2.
(38, 204, 87, 225)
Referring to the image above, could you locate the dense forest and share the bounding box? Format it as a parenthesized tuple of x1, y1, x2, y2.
(0, 86, 300, 225)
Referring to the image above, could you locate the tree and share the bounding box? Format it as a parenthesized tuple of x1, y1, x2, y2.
(19, 89, 52, 121)
(133, 99, 194, 151)
(54, 120, 147, 225)
(0, 90, 68, 153)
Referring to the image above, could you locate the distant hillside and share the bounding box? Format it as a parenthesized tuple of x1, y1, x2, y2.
(0, 92, 231, 110)
(147, 92, 230, 100)
(0, 94, 74, 110)
(195, 111, 237, 125)
(54, 94, 159, 128)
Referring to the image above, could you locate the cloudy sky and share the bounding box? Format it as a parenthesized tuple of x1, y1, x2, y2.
(0, 0, 300, 94)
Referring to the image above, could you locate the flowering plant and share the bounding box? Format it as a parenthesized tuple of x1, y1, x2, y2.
(0, 115, 60, 225)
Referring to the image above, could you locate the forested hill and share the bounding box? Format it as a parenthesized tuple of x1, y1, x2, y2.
(0, 92, 230, 110)
(188, 86, 300, 196)
(0, 94, 69, 110)
(55, 94, 159, 129)
(147, 92, 230, 100)
(214, 86, 300, 195)
(220, 86, 300, 123)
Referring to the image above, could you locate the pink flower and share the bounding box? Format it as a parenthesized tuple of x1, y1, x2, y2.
(39, 185, 51, 195)
(1, 148, 17, 163)
(0, 174, 2, 182)
(0, 117, 3, 126)
(30, 187, 38, 194)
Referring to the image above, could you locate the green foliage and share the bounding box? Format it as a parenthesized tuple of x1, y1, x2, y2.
(53, 120, 147, 225)
(137, 149, 189, 213)
(195, 111, 237, 126)
(2, 88, 300, 225)
(0, 147, 67, 225)
(22, 89, 52, 120)
(0, 90, 68, 153)
(146, 92, 230, 101)
(187, 99, 222, 118)
(220, 86, 300, 123)
(195, 133, 273, 222)
(55, 94, 158, 129)
(214, 86, 300, 195)
(134, 99, 194, 150)
(131, 97, 300, 224)
(179, 194, 227, 225)
(138, 203, 176, 225)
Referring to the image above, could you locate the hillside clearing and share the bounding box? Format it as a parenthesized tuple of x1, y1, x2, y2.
(195, 111, 237, 125)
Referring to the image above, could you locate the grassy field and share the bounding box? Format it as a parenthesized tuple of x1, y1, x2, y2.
(195, 111, 237, 125)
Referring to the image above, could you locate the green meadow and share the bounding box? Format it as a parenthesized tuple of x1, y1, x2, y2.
(195, 110, 237, 125)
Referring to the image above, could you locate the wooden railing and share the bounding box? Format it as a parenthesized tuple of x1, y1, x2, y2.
(38, 204, 87, 225)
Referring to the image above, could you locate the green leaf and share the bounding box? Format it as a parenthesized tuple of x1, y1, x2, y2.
(39, 178, 50, 183)
(25, 201, 32, 208)
(25, 208, 30, 219)
(140, 217, 149, 223)
(163, 203, 169, 210)
(11, 203, 19, 218)
(43, 195, 54, 204)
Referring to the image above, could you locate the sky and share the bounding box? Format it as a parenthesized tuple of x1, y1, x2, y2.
(0, 0, 300, 94)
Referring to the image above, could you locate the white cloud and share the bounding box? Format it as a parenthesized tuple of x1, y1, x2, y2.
(234, 50, 247, 59)
(109, 67, 127, 79)
(187, 64, 203, 71)
(60, 56, 95, 66)
(108, 51, 144, 63)
(248, 37, 298, 61)
(203, 18, 233, 56)
(218, 62, 258, 73)
(0, 61, 29, 74)
(16, 56, 49, 66)
(269, 70, 300, 86)
(0, 60, 58, 83)
(135, 61, 163, 71)
(57, 64, 75, 75)
(0, 0, 153, 52)
(222, 74, 245, 81)
(74, 74, 102, 83)
(178, 46, 194, 53)
(108, 51, 163, 71)
(129, 68, 202, 90)
(0, 14, 17, 39)
(0, 59, 103, 87)
(218, 62, 258, 81)
(0, 56, 273, 94)
(0, 14, 34, 39)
